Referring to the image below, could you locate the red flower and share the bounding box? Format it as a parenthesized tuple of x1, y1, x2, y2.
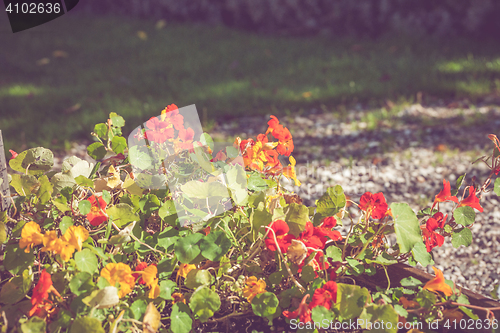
(29, 269, 61, 317)
(133, 261, 149, 285)
(283, 294, 311, 324)
(299, 222, 326, 249)
(434, 180, 459, 204)
(9, 149, 18, 159)
(458, 186, 483, 212)
(87, 196, 108, 226)
(265, 220, 295, 253)
(314, 217, 342, 242)
(359, 192, 388, 219)
(422, 212, 447, 252)
(144, 117, 174, 143)
(308, 281, 338, 310)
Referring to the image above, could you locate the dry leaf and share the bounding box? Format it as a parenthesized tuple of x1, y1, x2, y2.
(106, 165, 122, 189)
(287, 239, 308, 265)
(155, 19, 166, 30)
(36, 58, 50, 66)
(143, 302, 161, 333)
(137, 31, 148, 40)
(52, 50, 68, 58)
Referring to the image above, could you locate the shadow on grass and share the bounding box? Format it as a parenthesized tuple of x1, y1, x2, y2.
(1, 15, 500, 151)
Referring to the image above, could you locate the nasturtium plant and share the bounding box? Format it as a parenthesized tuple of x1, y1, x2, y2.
(0, 107, 498, 332)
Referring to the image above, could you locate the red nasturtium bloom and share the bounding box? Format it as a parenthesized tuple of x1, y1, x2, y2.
(314, 216, 342, 242)
(458, 186, 484, 212)
(423, 266, 453, 296)
(133, 261, 149, 285)
(434, 179, 459, 205)
(283, 294, 312, 323)
(265, 220, 295, 253)
(87, 195, 108, 226)
(308, 281, 338, 310)
(29, 269, 62, 317)
(421, 212, 447, 252)
(359, 192, 388, 219)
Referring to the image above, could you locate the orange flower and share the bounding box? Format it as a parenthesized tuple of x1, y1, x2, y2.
(434, 179, 459, 205)
(458, 186, 483, 212)
(29, 269, 62, 317)
(100, 263, 136, 298)
(423, 267, 453, 296)
(283, 294, 311, 324)
(243, 276, 266, 303)
(172, 292, 186, 305)
(87, 196, 108, 226)
(141, 265, 160, 299)
(19, 222, 44, 253)
(133, 261, 149, 285)
(41, 230, 76, 262)
(61, 225, 89, 252)
(282, 156, 301, 186)
(308, 281, 338, 310)
(176, 263, 196, 282)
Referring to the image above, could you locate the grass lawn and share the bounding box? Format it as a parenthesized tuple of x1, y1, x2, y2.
(1, 15, 500, 150)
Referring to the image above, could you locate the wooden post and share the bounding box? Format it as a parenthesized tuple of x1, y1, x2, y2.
(0, 130, 11, 212)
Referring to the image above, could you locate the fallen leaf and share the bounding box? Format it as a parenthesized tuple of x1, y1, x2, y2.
(155, 19, 166, 30)
(287, 239, 308, 265)
(137, 31, 148, 40)
(36, 58, 50, 66)
(52, 50, 68, 58)
(143, 302, 161, 333)
(64, 103, 81, 113)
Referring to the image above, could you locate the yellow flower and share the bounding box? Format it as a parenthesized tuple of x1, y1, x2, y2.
(243, 276, 266, 303)
(172, 292, 186, 305)
(41, 230, 77, 262)
(423, 266, 453, 297)
(106, 165, 122, 189)
(19, 222, 44, 253)
(61, 225, 89, 252)
(141, 265, 160, 299)
(282, 156, 301, 186)
(176, 263, 196, 282)
(101, 263, 136, 298)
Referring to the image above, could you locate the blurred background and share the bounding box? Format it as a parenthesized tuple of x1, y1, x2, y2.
(1, 0, 500, 151)
(2, 0, 500, 295)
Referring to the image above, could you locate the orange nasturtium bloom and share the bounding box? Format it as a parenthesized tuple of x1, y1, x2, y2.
(176, 263, 196, 283)
(243, 276, 266, 303)
(141, 265, 160, 299)
(61, 225, 89, 252)
(87, 195, 108, 226)
(282, 156, 301, 186)
(423, 266, 453, 297)
(101, 263, 136, 298)
(458, 186, 484, 213)
(434, 179, 459, 205)
(19, 221, 44, 253)
(29, 269, 62, 317)
(41, 230, 77, 262)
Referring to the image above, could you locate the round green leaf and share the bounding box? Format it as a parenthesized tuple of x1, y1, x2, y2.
(451, 227, 473, 248)
(159, 280, 178, 300)
(94, 123, 108, 139)
(60, 216, 74, 235)
(175, 233, 203, 264)
(128, 145, 155, 170)
(111, 136, 127, 154)
(69, 272, 94, 296)
(0, 269, 32, 304)
(20, 316, 46, 333)
(87, 142, 107, 160)
(130, 299, 148, 320)
(106, 203, 139, 228)
(326, 246, 343, 262)
(189, 286, 220, 322)
(69, 317, 105, 333)
(453, 206, 475, 226)
(171, 303, 193, 333)
(78, 200, 91, 215)
(391, 203, 422, 254)
(199, 231, 231, 261)
(185, 269, 214, 289)
(311, 305, 336, 323)
(251, 292, 279, 318)
(74, 249, 98, 274)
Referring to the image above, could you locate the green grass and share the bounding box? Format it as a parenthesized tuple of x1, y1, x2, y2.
(2, 15, 500, 151)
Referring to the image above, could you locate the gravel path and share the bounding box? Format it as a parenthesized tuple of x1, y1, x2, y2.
(215, 102, 500, 298)
(57, 102, 500, 297)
